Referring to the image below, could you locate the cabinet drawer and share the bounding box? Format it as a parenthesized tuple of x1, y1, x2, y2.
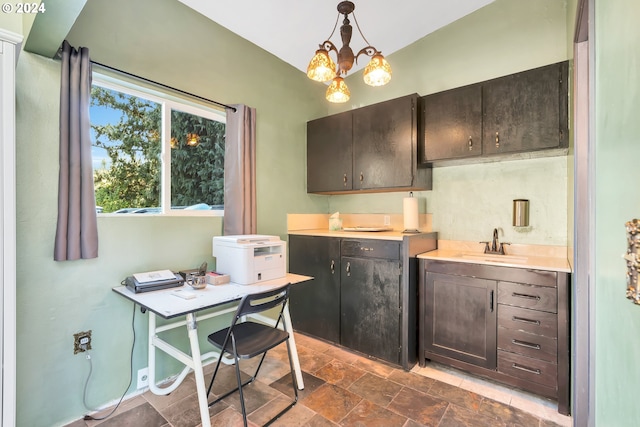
(498, 281, 557, 313)
(498, 350, 557, 388)
(498, 327, 557, 362)
(341, 239, 400, 260)
(498, 305, 557, 338)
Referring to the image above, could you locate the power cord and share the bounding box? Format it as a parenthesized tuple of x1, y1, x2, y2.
(82, 302, 137, 421)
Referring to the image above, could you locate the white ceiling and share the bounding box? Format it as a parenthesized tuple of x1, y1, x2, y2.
(177, 0, 495, 74)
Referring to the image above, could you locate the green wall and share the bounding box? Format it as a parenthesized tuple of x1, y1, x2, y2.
(327, 0, 571, 246)
(594, 0, 640, 424)
(0, 10, 20, 34)
(13, 0, 323, 425)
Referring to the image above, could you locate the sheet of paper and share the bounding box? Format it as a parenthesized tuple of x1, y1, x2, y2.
(133, 269, 176, 283)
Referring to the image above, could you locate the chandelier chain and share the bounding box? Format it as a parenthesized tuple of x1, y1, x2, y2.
(351, 12, 372, 47)
(324, 12, 340, 43)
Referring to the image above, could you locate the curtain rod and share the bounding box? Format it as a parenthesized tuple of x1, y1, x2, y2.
(90, 60, 237, 113)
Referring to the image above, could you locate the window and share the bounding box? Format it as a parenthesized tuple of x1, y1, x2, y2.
(90, 75, 225, 215)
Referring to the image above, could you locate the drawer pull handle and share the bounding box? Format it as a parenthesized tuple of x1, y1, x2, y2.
(512, 292, 541, 301)
(360, 247, 374, 252)
(512, 363, 541, 375)
(512, 339, 541, 350)
(330, 260, 335, 274)
(512, 316, 540, 325)
(346, 261, 351, 277)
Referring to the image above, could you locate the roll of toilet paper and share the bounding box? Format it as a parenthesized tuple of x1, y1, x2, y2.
(403, 196, 419, 231)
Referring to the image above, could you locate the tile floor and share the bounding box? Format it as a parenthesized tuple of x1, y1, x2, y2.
(64, 333, 573, 427)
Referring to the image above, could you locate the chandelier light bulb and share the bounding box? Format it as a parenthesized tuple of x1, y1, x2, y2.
(363, 54, 392, 87)
(307, 49, 337, 83)
(326, 77, 350, 103)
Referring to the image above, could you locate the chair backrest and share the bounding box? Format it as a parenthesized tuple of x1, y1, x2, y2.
(233, 283, 291, 325)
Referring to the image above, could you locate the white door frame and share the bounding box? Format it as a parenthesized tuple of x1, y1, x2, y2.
(1, 28, 22, 427)
(572, 0, 595, 425)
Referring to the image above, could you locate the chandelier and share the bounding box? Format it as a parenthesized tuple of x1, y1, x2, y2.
(306, 1, 392, 103)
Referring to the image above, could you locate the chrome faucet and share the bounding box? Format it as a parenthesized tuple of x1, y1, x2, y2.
(481, 228, 509, 255)
(491, 228, 499, 252)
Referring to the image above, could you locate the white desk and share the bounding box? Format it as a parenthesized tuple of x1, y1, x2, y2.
(112, 273, 311, 427)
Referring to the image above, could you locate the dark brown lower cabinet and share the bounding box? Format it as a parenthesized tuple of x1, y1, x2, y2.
(340, 240, 402, 366)
(289, 232, 437, 370)
(419, 259, 570, 415)
(288, 235, 340, 343)
(423, 273, 496, 369)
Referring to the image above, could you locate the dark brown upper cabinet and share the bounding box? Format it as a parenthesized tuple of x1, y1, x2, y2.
(420, 61, 569, 165)
(421, 84, 483, 162)
(483, 61, 569, 155)
(307, 110, 353, 193)
(307, 93, 432, 194)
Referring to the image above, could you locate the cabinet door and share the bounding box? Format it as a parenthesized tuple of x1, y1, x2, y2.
(424, 272, 497, 369)
(421, 85, 482, 162)
(340, 256, 401, 365)
(352, 94, 418, 190)
(307, 111, 353, 192)
(288, 235, 341, 343)
(482, 61, 568, 155)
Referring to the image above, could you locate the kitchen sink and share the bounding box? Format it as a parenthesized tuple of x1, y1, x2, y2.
(459, 253, 529, 264)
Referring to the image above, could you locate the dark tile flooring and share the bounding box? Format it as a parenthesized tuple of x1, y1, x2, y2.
(65, 333, 565, 427)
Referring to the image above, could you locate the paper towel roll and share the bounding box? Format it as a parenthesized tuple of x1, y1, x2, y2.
(403, 196, 419, 232)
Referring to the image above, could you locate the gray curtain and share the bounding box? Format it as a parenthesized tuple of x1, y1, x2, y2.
(54, 41, 98, 261)
(223, 104, 257, 235)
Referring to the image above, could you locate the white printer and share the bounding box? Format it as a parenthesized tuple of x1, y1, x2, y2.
(212, 235, 286, 285)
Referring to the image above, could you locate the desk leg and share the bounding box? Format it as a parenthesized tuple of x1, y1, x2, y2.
(147, 313, 158, 394)
(283, 303, 305, 390)
(186, 313, 212, 427)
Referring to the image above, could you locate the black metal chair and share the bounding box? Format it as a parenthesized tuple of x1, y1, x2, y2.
(206, 284, 298, 426)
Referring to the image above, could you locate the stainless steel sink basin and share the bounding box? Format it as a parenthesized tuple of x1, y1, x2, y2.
(459, 254, 529, 264)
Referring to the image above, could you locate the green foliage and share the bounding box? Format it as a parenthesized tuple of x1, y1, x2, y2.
(170, 110, 225, 207)
(91, 86, 225, 212)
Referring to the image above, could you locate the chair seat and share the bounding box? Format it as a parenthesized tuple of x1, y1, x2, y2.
(208, 321, 290, 359)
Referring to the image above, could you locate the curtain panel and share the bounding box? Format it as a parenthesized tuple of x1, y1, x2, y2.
(223, 105, 257, 236)
(53, 41, 98, 261)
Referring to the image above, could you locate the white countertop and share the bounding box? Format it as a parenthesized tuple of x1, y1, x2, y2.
(418, 248, 571, 272)
(288, 228, 431, 241)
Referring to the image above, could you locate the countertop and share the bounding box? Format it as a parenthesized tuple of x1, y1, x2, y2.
(288, 228, 433, 241)
(287, 227, 570, 273)
(417, 248, 571, 273)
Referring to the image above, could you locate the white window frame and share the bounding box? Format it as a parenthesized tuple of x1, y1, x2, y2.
(92, 73, 226, 217)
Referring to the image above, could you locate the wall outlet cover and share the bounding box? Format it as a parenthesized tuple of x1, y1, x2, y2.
(137, 367, 149, 389)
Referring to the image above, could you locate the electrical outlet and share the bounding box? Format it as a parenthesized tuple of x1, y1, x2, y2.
(73, 330, 92, 354)
(137, 367, 149, 389)
(383, 215, 391, 226)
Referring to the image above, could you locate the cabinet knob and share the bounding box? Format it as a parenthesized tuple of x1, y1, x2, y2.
(495, 131, 500, 148)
